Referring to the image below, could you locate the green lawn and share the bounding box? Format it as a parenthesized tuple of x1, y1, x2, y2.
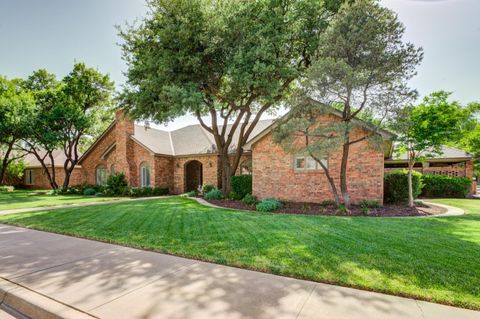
(0, 197, 479, 309)
(0, 190, 127, 210)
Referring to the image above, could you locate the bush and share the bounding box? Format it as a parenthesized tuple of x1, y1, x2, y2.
(105, 173, 128, 195)
(0, 186, 14, 192)
(202, 184, 215, 194)
(384, 169, 423, 204)
(421, 174, 471, 198)
(319, 200, 336, 207)
(358, 199, 382, 209)
(337, 203, 348, 214)
(94, 192, 104, 197)
(183, 190, 197, 197)
(256, 198, 282, 212)
(230, 175, 252, 199)
(204, 188, 224, 200)
(242, 193, 257, 206)
(153, 187, 169, 196)
(83, 188, 96, 196)
(226, 191, 242, 200)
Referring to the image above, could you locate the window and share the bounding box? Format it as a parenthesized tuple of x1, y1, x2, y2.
(140, 163, 151, 187)
(294, 155, 327, 171)
(110, 164, 116, 176)
(96, 165, 107, 185)
(240, 159, 252, 175)
(24, 169, 34, 185)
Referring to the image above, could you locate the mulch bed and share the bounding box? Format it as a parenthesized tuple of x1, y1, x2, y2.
(205, 199, 447, 217)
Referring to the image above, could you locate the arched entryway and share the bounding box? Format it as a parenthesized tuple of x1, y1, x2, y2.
(185, 160, 203, 192)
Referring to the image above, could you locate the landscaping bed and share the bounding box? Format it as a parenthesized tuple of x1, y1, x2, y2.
(205, 199, 447, 217)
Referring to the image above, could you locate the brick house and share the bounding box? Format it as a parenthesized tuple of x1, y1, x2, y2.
(20, 109, 475, 202)
(22, 150, 83, 189)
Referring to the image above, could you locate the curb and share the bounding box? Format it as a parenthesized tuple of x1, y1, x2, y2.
(0, 278, 97, 319)
(420, 201, 465, 217)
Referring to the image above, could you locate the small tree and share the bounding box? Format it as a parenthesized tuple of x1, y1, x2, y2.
(273, 102, 343, 205)
(21, 69, 64, 189)
(0, 76, 35, 185)
(119, 0, 345, 193)
(284, 0, 422, 207)
(394, 91, 464, 207)
(57, 63, 114, 188)
(21, 66, 114, 189)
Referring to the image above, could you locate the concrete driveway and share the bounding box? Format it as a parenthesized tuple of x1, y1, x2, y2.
(0, 224, 479, 319)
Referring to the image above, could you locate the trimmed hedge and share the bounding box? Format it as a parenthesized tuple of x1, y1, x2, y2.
(230, 175, 252, 199)
(421, 174, 471, 198)
(384, 169, 423, 204)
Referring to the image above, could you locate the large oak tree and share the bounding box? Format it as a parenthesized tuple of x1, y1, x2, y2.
(119, 0, 345, 193)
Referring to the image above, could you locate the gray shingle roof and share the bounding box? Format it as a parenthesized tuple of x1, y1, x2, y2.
(132, 119, 274, 156)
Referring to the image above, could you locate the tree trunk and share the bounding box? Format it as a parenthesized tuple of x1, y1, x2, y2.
(324, 169, 340, 206)
(219, 152, 232, 194)
(340, 128, 351, 208)
(0, 143, 13, 185)
(407, 156, 414, 207)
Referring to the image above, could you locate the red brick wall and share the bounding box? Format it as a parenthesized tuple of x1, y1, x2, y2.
(24, 167, 83, 189)
(79, 124, 118, 185)
(154, 155, 174, 190)
(251, 116, 385, 204)
(173, 155, 220, 194)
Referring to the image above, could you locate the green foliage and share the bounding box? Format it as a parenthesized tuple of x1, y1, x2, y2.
(358, 200, 382, 209)
(336, 204, 348, 214)
(152, 187, 169, 196)
(0, 76, 35, 184)
(83, 188, 96, 196)
(256, 198, 282, 212)
(421, 174, 471, 198)
(273, 0, 422, 206)
(21, 65, 114, 189)
(105, 173, 128, 195)
(384, 169, 423, 204)
(242, 194, 257, 206)
(119, 0, 341, 192)
(202, 184, 215, 194)
(230, 175, 252, 199)
(184, 190, 197, 197)
(204, 188, 224, 200)
(226, 191, 242, 200)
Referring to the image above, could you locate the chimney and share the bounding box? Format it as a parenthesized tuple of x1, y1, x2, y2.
(115, 109, 135, 184)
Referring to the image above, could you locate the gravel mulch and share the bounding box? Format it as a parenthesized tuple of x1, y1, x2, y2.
(205, 199, 447, 217)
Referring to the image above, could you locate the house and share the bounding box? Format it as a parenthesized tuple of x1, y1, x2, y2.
(22, 150, 83, 189)
(20, 110, 476, 202)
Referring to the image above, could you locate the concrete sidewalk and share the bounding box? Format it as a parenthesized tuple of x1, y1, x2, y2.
(0, 224, 479, 319)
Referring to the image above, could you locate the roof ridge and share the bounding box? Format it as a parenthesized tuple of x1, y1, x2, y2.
(168, 131, 175, 155)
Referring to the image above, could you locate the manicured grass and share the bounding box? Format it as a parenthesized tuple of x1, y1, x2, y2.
(0, 197, 479, 309)
(0, 190, 127, 210)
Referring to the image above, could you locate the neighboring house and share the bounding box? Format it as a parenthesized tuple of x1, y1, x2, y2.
(385, 145, 474, 177)
(22, 150, 83, 189)
(20, 110, 476, 201)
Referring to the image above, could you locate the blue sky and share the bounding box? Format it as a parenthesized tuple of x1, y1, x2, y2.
(0, 0, 479, 129)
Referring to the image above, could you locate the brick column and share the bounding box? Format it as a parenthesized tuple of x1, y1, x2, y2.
(115, 110, 135, 185)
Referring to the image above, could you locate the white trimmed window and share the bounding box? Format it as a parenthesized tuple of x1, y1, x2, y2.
(294, 155, 327, 171)
(96, 165, 107, 185)
(25, 169, 34, 185)
(110, 164, 116, 175)
(140, 163, 151, 187)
